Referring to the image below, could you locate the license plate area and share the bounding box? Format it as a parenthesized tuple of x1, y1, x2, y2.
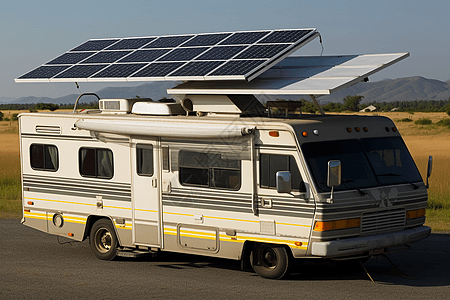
(369, 248, 385, 256)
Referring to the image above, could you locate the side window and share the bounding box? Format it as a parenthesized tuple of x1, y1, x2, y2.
(79, 147, 113, 179)
(260, 154, 305, 192)
(30, 144, 59, 171)
(179, 150, 241, 190)
(136, 144, 154, 176)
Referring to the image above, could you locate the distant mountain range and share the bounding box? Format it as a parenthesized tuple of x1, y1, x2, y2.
(2, 76, 450, 105)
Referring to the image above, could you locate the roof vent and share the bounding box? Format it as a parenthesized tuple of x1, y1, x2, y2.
(131, 101, 184, 116)
(99, 98, 152, 114)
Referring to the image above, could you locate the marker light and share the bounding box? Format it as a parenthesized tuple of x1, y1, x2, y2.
(355, 127, 360, 132)
(346, 127, 352, 133)
(385, 127, 390, 132)
(27, 201, 34, 205)
(392, 127, 397, 132)
(269, 131, 279, 137)
(314, 218, 361, 231)
(68, 233, 74, 237)
(313, 129, 319, 135)
(406, 208, 426, 220)
(302, 131, 308, 137)
(363, 127, 368, 132)
(295, 242, 303, 246)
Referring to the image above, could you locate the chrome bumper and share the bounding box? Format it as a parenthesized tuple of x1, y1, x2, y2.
(311, 226, 431, 257)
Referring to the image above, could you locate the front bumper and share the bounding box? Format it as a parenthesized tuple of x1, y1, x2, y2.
(311, 226, 431, 257)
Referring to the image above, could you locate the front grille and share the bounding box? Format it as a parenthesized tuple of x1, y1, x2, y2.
(361, 208, 405, 236)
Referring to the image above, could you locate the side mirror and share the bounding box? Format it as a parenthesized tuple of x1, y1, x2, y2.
(276, 171, 291, 193)
(327, 160, 342, 187)
(426, 156, 433, 189)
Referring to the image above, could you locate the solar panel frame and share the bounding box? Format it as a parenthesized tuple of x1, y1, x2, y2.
(15, 28, 319, 83)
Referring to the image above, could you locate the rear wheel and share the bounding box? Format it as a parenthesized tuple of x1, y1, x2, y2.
(90, 219, 118, 260)
(251, 244, 291, 279)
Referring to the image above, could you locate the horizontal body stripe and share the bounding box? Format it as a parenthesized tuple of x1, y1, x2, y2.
(163, 200, 252, 214)
(23, 174, 131, 189)
(23, 182, 131, 198)
(25, 187, 131, 202)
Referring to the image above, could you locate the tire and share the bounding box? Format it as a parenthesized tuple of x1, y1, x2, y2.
(251, 244, 291, 279)
(90, 219, 118, 260)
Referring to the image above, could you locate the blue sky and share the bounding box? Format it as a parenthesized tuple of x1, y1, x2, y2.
(1, 0, 449, 99)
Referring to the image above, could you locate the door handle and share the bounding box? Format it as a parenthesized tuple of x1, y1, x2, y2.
(260, 198, 273, 208)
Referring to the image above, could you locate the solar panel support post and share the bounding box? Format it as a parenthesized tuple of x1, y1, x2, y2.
(310, 95, 325, 115)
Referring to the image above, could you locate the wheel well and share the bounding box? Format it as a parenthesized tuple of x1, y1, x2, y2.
(241, 241, 293, 269)
(83, 215, 113, 241)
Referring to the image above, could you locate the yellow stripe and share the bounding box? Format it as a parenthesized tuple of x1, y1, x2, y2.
(25, 196, 96, 207)
(135, 208, 158, 213)
(163, 227, 308, 250)
(163, 211, 194, 217)
(103, 205, 131, 210)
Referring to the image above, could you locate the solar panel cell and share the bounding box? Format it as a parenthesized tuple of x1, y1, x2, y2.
(18, 66, 70, 79)
(182, 33, 232, 47)
(210, 59, 266, 76)
(259, 30, 311, 44)
(195, 46, 246, 60)
(81, 51, 132, 64)
(219, 31, 270, 45)
(118, 49, 171, 63)
(46, 52, 95, 65)
(144, 35, 194, 48)
(92, 64, 146, 78)
(169, 61, 225, 77)
(105, 38, 156, 50)
(71, 39, 119, 52)
(235, 44, 290, 59)
(157, 47, 209, 61)
(54, 64, 108, 78)
(132, 62, 185, 77)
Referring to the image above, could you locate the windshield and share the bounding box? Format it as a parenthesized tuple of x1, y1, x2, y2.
(301, 137, 422, 192)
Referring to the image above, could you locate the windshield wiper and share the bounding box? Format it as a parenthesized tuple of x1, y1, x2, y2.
(342, 179, 367, 196)
(377, 173, 419, 190)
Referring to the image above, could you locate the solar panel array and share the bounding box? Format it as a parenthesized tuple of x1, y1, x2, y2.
(16, 29, 318, 82)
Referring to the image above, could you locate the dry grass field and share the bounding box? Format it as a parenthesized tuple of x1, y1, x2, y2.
(1, 110, 449, 230)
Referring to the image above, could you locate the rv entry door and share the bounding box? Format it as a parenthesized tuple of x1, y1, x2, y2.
(131, 138, 162, 247)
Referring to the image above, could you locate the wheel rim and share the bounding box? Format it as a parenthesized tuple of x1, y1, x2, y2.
(94, 228, 112, 253)
(260, 247, 278, 270)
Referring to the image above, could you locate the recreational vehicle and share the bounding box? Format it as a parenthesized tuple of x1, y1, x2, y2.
(16, 29, 432, 279)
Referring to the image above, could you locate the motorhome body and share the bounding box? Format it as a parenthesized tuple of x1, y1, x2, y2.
(19, 99, 431, 279)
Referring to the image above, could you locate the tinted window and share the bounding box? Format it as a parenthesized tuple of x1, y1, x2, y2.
(179, 150, 241, 190)
(260, 154, 305, 192)
(136, 145, 153, 176)
(79, 147, 113, 179)
(30, 144, 58, 171)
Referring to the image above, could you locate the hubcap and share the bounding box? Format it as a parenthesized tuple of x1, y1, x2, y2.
(95, 228, 112, 253)
(260, 247, 277, 269)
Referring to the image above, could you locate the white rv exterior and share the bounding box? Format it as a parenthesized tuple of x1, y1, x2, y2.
(19, 99, 431, 279)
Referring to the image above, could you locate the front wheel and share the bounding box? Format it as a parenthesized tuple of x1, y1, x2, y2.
(90, 219, 118, 260)
(251, 244, 291, 279)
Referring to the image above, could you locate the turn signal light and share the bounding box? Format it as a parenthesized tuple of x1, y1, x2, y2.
(68, 233, 74, 237)
(314, 218, 361, 231)
(302, 131, 308, 137)
(295, 242, 303, 246)
(406, 208, 426, 220)
(27, 201, 34, 205)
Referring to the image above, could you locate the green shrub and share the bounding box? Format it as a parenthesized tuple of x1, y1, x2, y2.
(12, 114, 19, 121)
(0, 111, 3, 121)
(415, 118, 432, 125)
(3, 117, 10, 122)
(29, 108, 38, 113)
(397, 118, 413, 122)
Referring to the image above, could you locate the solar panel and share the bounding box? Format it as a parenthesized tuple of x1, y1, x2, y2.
(15, 28, 319, 82)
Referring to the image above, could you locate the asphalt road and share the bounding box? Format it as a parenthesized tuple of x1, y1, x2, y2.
(1, 219, 449, 299)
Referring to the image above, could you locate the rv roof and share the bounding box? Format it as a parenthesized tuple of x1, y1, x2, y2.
(168, 53, 409, 95)
(15, 29, 319, 83)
